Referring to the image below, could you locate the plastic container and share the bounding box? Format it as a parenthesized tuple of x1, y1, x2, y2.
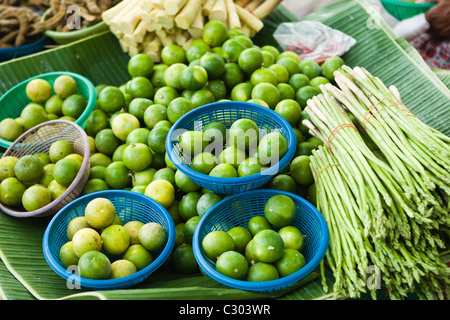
(165, 101, 297, 194)
(0, 8, 47, 62)
(0, 120, 90, 218)
(0, 71, 96, 149)
(192, 189, 330, 292)
(44, 21, 110, 45)
(380, 0, 437, 20)
(42, 190, 176, 290)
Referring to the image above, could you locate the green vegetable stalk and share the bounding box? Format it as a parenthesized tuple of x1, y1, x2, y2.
(305, 66, 450, 300)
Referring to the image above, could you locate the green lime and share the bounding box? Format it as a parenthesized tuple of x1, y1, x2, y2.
(186, 38, 211, 63)
(222, 38, 246, 62)
(45, 95, 64, 116)
(152, 167, 176, 188)
(296, 85, 320, 108)
(275, 249, 306, 277)
(21, 185, 52, 211)
(123, 244, 153, 270)
(230, 81, 253, 102)
(104, 161, 132, 189)
(297, 110, 312, 138)
(216, 251, 248, 280)
(218, 145, 246, 169)
(197, 192, 222, 218)
(202, 20, 228, 47)
(94, 129, 120, 156)
(48, 179, 67, 200)
(72, 227, 102, 257)
(278, 225, 304, 251)
(257, 132, 288, 166)
(25, 78, 52, 103)
(138, 222, 167, 252)
(274, 99, 302, 126)
(295, 141, 316, 156)
(49, 140, 74, 163)
(264, 194, 296, 227)
(199, 52, 225, 79)
(78, 250, 111, 279)
(227, 226, 252, 254)
(321, 56, 345, 81)
(14, 154, 44, 183)
(0, 177, 26, 207)
(238, 47, 264, 74)
(251, 229, 284, 263)
(167, 97, 193, 123)
(111, 113, 141, 141)
(289, 73, 310, 92)
(161, 44, 186, 65)
(276, 83, 295, 100)
(183, 215, 201, 242)
(237, 157, 266, 177)
(202, 230, 235, 260)
(101, 224, 131, 256)
(131, 167, 156, 187)
(39, 163, 55, 187)
(310, 76, 330, 89)
(175, 169, 201, 192)
(148, 125, 169, 154)
(168, 199, 182, 225)
(290, 155, 314, 185)
(250, 68, 277, 86)
(228, 28, 246, 38)
(209, 163, 237, 178)
(299, 60, 322, 79)
(268, 64, 289, 84)
(191, 89, 215, 108)
(308, 183, 317, 206)
(82, 178, 109, 195)
(61, 94, 87, 118)
(154, 86, 179, 107)
(84, 197, 116, 229)
(123, 221, 144, 244)
(180, 65, 208, 91)
(112, 142, 128, 161)
(277, 51, 301, 63)
(85, 109, 109, 137)
(262, 50, 275, 67)
(164, 63, 188, 91)
(179, 191, 202, 221)
(143, 104, 167, 130)
(244, 240, 258, 264)
(190, 152, 218, 175)
(110, 259, 137, 279)
(221, 62, 244, 89)
(276, 57, 300, 78)
(20, 103, 48, 130)
(145, 179, 175, 208)
(178, 130, 208, 156)
(203, 121, 226, 143)
(247, 262, 279, 282)
(125, 76, 154, 99)
(0, 118, 23, 142)
(247, 98, 269, 108)
(248, 215, 272, 236)
(229, 118, 260, 152)
(59, 241, 79, 268)
(97, 86, 125, 113)
(126, 127, 150, 145)
(251, 83, 281, 109)
(269, 174, 297, 194)
(172, 243, 198, 274)
(234, 35, 253, 48)
(122, 142, 153, 171)
(204, 79, 227, 100)
(151, 64, 169, 88)
(128, 53, 154, 77)
(261, 45, 280, 61)
(90, 152, 112, 168)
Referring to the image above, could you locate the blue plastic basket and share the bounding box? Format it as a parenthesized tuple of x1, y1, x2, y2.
(165, 101, 297, 194)
(42, 190, 176, 290)
(192, 189, 330, 292)
(0, 71, 97, 149)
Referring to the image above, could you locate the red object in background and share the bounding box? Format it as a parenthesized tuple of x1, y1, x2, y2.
(409, 30, 450, 70)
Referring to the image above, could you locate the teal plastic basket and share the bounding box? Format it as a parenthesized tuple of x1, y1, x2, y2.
(42, 190, 176, 290)
(380, 0, 437, 20)
(192, 189, 330, 292)
(0, 71, 96, 149)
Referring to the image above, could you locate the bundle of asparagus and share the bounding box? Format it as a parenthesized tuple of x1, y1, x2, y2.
(304, 66, 450, 299)
(101, 0, 281, 61)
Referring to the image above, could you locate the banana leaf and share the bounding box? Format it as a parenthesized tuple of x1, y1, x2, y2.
(1, 0, 449, 300)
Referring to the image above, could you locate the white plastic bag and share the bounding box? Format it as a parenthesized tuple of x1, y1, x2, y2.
(273, 21, 357, 62)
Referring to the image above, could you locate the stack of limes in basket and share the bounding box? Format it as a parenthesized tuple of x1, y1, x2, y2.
(0, 139, 83, 212)
(81, 19, 345, 275)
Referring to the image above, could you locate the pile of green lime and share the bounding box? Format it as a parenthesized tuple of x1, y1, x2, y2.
(0, 139, 83, 212)
(0, 75, 88, 142)
(201, 194, 306, 282)
(59, 197, 168, 280)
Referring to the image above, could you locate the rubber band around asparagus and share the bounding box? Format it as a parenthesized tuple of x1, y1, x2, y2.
(314, 163, 341, 182)
(362, 98, 417, 130)
(327, 123, 358, 154)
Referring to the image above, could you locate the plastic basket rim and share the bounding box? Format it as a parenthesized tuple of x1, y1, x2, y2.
(42, 189, 176, 290)
(379, 0, 437, 8)
(0, 71, 97, 149)
(192, 189, 330, 292)
(165, 101, 297, 186)
(0, 119, 90, 218)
